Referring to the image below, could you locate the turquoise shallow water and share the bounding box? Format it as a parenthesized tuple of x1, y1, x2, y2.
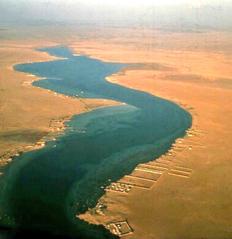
(0, 46, 192, 238)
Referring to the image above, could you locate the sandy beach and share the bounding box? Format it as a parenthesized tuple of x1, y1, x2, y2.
(75, 29, 232, 238)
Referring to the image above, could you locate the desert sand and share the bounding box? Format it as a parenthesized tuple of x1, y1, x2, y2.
(1, 27, 232, 238)
(75, 29, 232, 238)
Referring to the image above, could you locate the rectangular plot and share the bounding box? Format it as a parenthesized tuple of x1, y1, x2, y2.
(106, 220, 133, 236)
(119, 176, 153, 189)
(149, 162, 170, 168)
(168, 172, 190, 179)
(136, 166, 164, 175)
(169, 169, 191, 177)
(144, 162, 169, 170)
(157, 158, 172, 163)
(131, 170, 161, 181)
(173, 166, 192, 173)
(119, 179, 153, 188)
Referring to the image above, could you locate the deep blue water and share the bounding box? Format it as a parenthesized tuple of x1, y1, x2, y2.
(0, 46, 192, 239)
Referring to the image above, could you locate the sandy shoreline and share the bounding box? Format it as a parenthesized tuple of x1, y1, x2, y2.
(78, 71, 198, 237)
(0, 42, 119, 171)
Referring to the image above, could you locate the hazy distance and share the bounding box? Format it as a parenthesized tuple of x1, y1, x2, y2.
(0, 0, 232, 31)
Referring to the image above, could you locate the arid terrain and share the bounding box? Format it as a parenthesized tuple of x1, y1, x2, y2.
(74, 29, 232, 239)
(1, 28, 232, 238)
